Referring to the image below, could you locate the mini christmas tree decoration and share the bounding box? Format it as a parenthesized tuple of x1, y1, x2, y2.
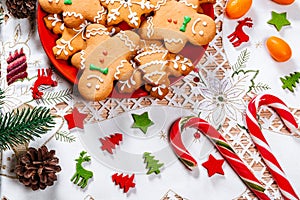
(6, 48, 28, 85)
(280, 72, 300, 92)
(112, 173, 135, 193)
(64, 107, 88, 129)
(99, 133, 123, 154)
(202, 154, 225, 177)
(267, 11, 291, 31)
(143, 152, 164, 175)
(6, 0, 37, 19)
(71, 151, 94, 189)
(31, 69, 57, 99)
(0, 106, 55, 150)
(14, 146, 61, 190)
(131, 112, 154, 134)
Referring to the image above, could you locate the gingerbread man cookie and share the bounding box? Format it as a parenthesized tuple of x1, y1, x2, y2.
(140, 0, 216, 53)
(100, 0, 155, 28)
(39, 0, 107, 28)
(77, 30, 140, 101)
(52, 21, 88, 60)
(44, 13, 65, 35)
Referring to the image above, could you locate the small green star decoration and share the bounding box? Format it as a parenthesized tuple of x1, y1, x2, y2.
(131, 112, 154, 134)
(267, 11, 291, 31)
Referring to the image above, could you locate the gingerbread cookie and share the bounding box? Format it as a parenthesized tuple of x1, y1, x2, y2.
(100, 0, 155, 28)
(117, 42, 194, 99)
(52, 21, 88, 60)
(140, 0, 216, 53)
(39, 0, 107, 28)
(44, 13, 65, 35)
(77, 30, 140, 101)
(71, 24, 111, 69)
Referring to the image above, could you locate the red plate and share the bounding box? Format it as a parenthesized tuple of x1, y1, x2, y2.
(37, 4, 214, 98)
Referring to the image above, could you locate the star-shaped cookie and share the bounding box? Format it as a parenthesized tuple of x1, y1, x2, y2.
(267, 11, 291, 31)
(131, 112, 154, 134)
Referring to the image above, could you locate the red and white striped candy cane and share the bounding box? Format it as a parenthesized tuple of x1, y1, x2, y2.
(169, 117, 270, 199)
(246, 94, 299, 200)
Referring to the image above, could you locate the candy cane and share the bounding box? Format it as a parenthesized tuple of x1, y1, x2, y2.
(246, 94, 299, 200)
(169, 117, 270, 199)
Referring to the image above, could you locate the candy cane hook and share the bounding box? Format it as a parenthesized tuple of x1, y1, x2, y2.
(169, 117, 270, 199)
(246, 94, 299, 200)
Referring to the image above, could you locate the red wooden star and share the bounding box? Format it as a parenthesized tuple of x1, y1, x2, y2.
(202, 154, 225, 177)
(64, 107, 87, 129)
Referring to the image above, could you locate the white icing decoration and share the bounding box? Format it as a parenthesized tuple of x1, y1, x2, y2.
(139, 60, 167, 72)
(87, 82, 92, 88)
(103, 0, 154, 26)
(152, 84, 166, 96)
(192, 18, 201, 35)
(119, 69, 138, 91)
(47, 14, 63, 27)
(203, 21, 207, 27)
(199, 30, 204, 36)
(94, 7, 107, 23)
(95, 85, 100, 90)
(146, 16, 154, 38)
(60, 23, 65, 31)
(154, 0, 167, 10)
(179, 0, 197, 9)
(80, 50, 86, 70)
(114, 60, 127, 80)
(55, 21, 89, 56)
(85, 27, 109, 38)
(63, 12, 83, 19)
(87, 74, 104, 83)
(135, 49, 168, 62)
(168, 56, 193, 71)
(116, 31, 137, 51)
(144, 71, 166, 85)
(48, 0, 60, 3)
(164, 38, 184, 44)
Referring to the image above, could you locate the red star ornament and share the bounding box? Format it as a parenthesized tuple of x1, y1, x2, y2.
(64, 107, 88, 129)
(202, 154, 225, 177)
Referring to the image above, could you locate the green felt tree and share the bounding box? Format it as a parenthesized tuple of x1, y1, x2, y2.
(280, 72, 300, 92)
(143, 152, 164, 175)
(0, 106, 55, 150)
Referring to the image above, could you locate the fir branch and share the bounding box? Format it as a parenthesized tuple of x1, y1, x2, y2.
(0, 107, 55, 150)
(232, 49, 250, 72)
(55, 131, 76, 143)
(280, 72, 300, 92)
(252, 82, 271, 93)
(37, 88, 73, 105)
(0, 12, 3, 25)
(0, 88, 5, 106)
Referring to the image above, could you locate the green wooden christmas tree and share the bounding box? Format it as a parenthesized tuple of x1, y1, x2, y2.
(143, 152, 164, 175)
(280, 72, 300, 92)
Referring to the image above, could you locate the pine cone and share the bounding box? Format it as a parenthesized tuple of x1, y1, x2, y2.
(14, 146, 61, 190)
(6, 0, 37, 19)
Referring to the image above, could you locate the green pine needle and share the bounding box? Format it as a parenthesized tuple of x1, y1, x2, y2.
(232, 49, 250, 72)
(0, 88, 5, 106)
(36, 88, 73, 105)
(55, 131, 76, 143)
(0, 106, 55, 150)
(280, 72, 300, 92)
